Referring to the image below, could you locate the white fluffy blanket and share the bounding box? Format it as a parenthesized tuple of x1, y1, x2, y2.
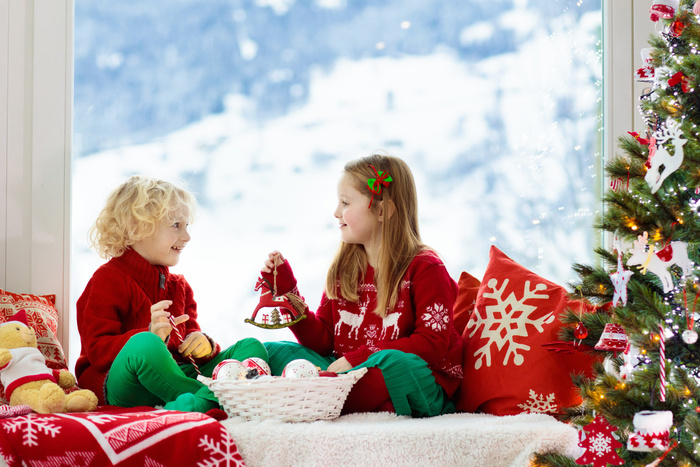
(222, 411, 580, 467)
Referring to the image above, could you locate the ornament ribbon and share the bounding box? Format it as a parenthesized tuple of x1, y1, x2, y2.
(366, 165, 392, 208)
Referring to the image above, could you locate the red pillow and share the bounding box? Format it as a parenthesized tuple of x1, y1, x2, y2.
(453, 271, 481, 336)
(456, 246, 597, 416)
(0, 289, 69, 402)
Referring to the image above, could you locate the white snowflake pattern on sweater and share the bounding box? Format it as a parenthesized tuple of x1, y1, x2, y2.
(422, 303, 449, 332)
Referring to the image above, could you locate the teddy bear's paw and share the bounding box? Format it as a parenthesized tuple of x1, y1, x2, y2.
(36, 384, 65, 414)
(64, 389, 98, 413)
(57, 370, 76, 389)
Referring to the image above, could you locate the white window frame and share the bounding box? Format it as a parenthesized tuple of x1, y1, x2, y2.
(1, 0, 73, 354)
(0, 0, 651, 366)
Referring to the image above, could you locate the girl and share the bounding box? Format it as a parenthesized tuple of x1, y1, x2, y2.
(76, 175, 268, 413)
(262, 154, 463, 417)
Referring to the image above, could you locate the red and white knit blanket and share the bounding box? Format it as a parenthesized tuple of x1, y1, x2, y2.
(0, 406, 244, 466)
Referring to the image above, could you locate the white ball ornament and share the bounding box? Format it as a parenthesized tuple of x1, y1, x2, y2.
(212, 359, 247, 381)
(241, 357, 271, 377)
(282, 359, 319, 378)
(682, 329, 699, 344)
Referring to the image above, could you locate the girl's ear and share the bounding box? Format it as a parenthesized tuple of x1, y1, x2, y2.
(378, 200, 396, 222)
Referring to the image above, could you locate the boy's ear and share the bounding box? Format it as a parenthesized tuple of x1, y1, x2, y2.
(378, 200, 396, 221)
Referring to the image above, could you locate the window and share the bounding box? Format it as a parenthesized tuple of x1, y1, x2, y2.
(71, 0, 602, 362)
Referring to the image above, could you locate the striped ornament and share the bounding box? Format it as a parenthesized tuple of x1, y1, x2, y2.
(169, 316, 201, 376)
(659, 323, 666, 402)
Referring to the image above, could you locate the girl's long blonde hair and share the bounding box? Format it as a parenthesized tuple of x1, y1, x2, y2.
(89, 175, 197, 259)
(325, 154, 426, 318)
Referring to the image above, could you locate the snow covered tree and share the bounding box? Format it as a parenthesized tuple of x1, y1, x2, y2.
(537, 1, 700, 465)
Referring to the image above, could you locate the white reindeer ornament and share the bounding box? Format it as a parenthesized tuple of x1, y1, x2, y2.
(645, 118, 686, 194)
(626, 231, 693, 293)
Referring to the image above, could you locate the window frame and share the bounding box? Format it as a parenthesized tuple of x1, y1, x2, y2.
(1, 0, 648, 365)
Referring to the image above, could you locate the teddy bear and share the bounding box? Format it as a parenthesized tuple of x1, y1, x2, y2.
(0, 310, 98, 414)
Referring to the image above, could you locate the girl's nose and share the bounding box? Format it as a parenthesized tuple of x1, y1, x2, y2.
(182, 229, 191, 242)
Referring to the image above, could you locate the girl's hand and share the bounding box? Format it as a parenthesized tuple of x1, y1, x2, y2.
(262, 250, 285, 273)
(150, 300, 188, 341)
(326, 357, 352, 373)
(179, 332, 212, 358)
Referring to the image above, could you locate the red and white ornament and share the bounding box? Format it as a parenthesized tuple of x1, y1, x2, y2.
(627, 410, 673, 452)
(627, 232, 693, 294)
(620, 344, 641, 381)
(212, 359, 247, 381)
(635, 48, 655, 82)
(241, 357, 271, 377)
(282, 359, 319, 378)
(576, 414, 625, 467)
(610, 240, 633, 307)
(595, 323, 628, 352)
(649, 0, 679, 22)
(683, 328, 699, 344)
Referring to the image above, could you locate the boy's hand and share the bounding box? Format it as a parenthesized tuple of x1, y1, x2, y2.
(178, 332, 212, 358)
(150, 300, 188, 341)
(262, 250, 285, 273)
(327, 357, 352, 373)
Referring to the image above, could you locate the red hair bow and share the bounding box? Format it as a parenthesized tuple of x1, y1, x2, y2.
(366, 165, 392, 209)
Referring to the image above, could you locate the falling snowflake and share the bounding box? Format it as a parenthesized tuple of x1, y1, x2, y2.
(517, 389, 558, 414)
(467, 278, 555, 369)
(197, 426, 244, 467)
(2, 415, 60, 447)
(422, 303, 449, 332)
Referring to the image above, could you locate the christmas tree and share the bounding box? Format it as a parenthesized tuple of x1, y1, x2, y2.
(537, 1, 700, 465)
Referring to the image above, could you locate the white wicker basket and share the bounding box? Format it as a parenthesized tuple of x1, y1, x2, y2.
(202, 367, 367, 422)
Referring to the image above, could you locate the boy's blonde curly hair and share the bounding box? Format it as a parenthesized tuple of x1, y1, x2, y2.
(89, 175, 197, 259)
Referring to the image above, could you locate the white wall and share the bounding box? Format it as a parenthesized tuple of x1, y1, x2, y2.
(604, 0, 655, 158)
(0, 0, 653, 365)
(0, 0, 73, 357)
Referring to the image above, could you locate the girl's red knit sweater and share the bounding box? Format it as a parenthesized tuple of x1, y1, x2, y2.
(268, 251, 464, 397)
(75, 248, 220, 404)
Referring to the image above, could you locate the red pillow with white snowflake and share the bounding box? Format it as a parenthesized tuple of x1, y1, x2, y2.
(0, 289, 69, 403)
(455, 246, 597, 416)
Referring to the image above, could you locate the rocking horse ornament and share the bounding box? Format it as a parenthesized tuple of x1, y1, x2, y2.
(245, 265, 308, 329)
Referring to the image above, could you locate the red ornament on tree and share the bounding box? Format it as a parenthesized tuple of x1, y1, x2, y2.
(574, 322, 589, 340)
(595, 323, 628, 352)
(671, 19, 686, 37)
(576, 414, 625, 467)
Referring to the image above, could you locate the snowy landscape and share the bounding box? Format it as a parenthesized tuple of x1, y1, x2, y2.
(70, 0, 603, 367)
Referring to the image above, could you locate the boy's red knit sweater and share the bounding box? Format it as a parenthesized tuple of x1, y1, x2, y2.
(75, 248, 220, 404)
(267, 251, 464, 397)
